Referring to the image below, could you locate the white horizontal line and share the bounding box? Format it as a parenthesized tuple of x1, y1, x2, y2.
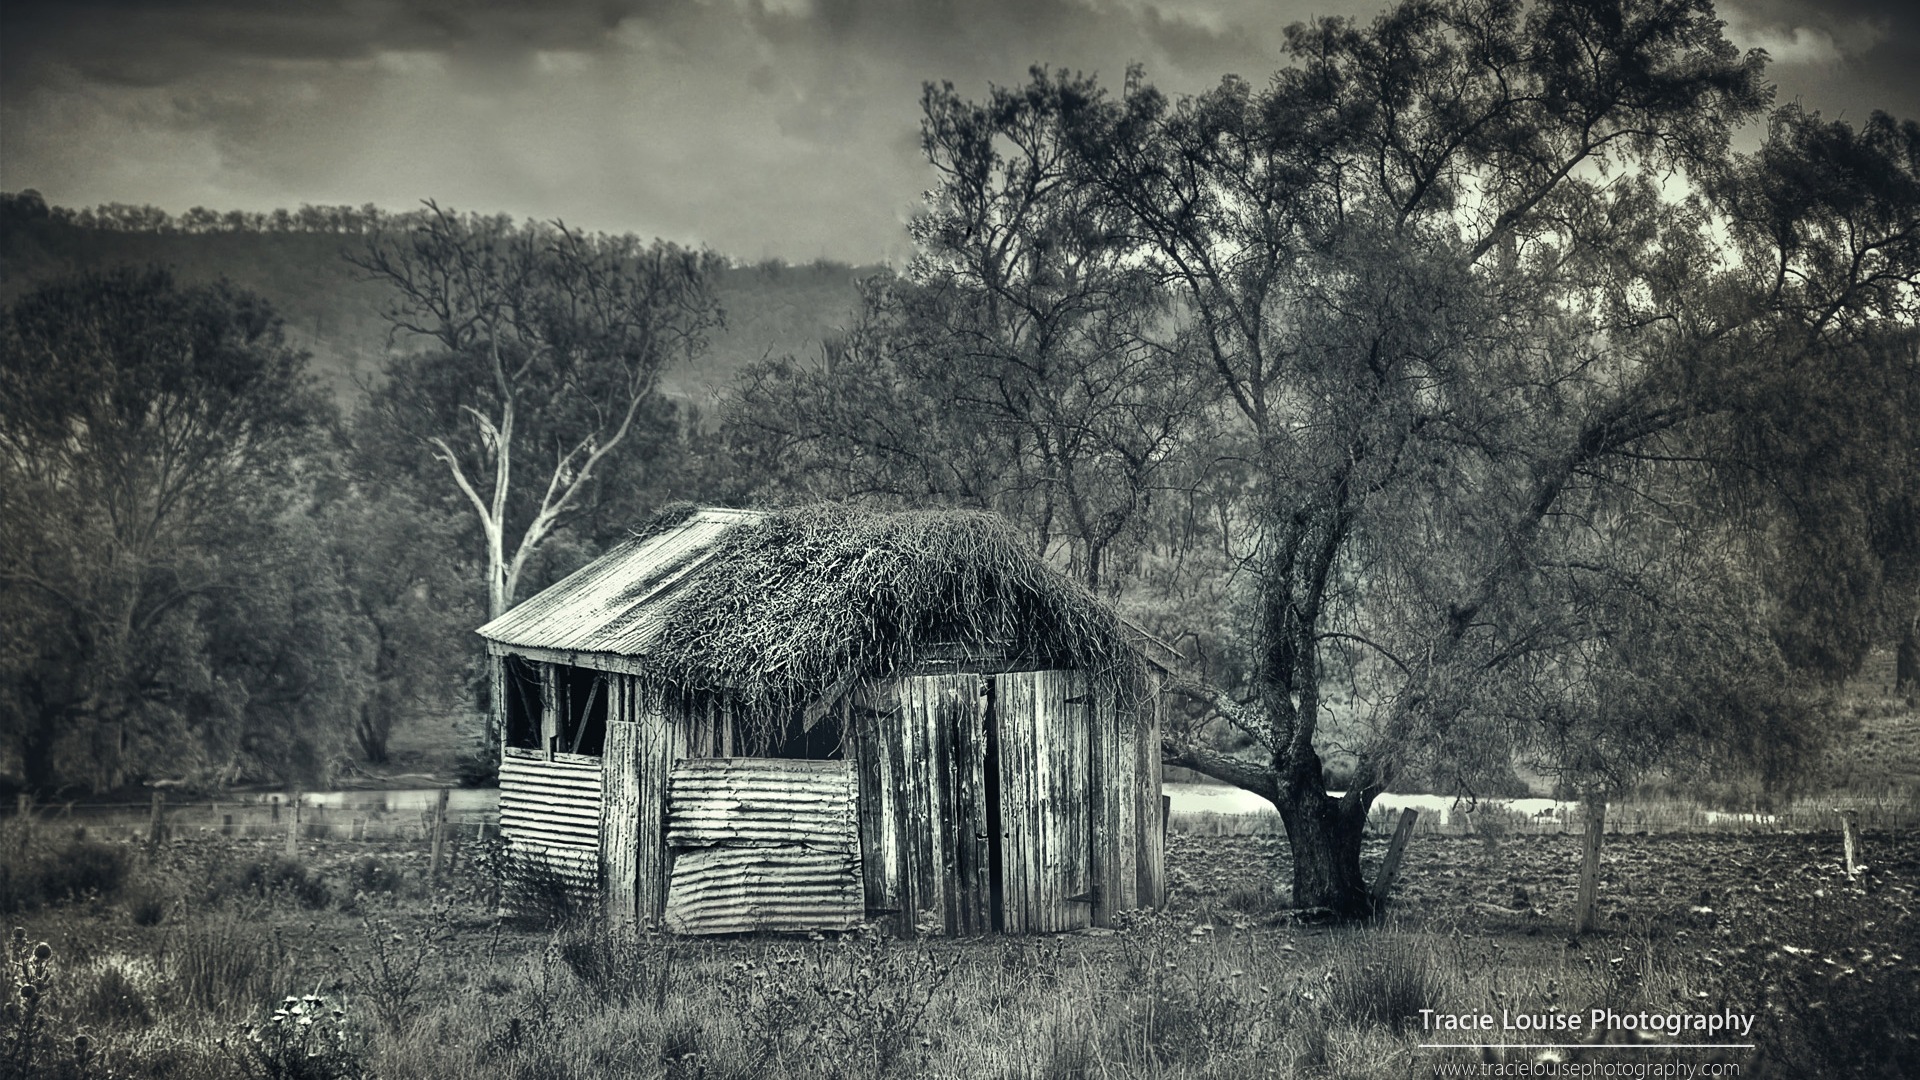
(1428, 1037, 1758, 1045)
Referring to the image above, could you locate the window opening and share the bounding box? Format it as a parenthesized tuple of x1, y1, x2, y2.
(772, 711, 845, 760)
(503, 655, 543, 751)
(555, 665, 608, 757)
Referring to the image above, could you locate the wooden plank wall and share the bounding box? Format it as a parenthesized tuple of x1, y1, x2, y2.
(599, 676, 640, 928)
(1137, 678, 1165, 908)
(995, 669, 1093, 933)
(661, 758, 862, 934)
(853, 668, 1163, 934)
(852, 674, 992, 936)
(499, 747, 602, 905)
(1090, 681, 1136, 923)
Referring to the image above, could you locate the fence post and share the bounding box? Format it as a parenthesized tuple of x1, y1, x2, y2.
(146, 790, 166, 854)
(285, 790, 301, 859)
(429, 787, 450, 881)
(1573, 792, 1606, 934)
(1839, 809, 1863, 878)
(1370, 808, 1420, 908)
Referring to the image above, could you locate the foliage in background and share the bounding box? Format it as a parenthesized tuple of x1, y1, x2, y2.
(0, 267, 357, 794)
(350, 203, 725, 621)
(733, 0, 1920, 916)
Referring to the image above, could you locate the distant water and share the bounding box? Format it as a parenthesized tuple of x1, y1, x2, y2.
(1164, 782, 1577, 825)
(241, 789, 498, 813)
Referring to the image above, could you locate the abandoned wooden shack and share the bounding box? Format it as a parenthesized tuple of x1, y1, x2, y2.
(476, 505, 1173, 935)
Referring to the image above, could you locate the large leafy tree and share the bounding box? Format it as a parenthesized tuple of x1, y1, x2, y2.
(352, 204, 725, 620)
(732, 73, 1210, 593)
(0, 268, 340, 793)
(889, 0, 1920, 915)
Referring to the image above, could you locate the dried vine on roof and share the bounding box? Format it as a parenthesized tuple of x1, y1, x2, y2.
(639, 505, 1143, 718)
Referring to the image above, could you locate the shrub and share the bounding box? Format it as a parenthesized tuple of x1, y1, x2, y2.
(496, 848, 586, 925)
(1318, 932, 1454, 1034)
(212, 857, 332, 911)
(0, 832, 129, 913)
(125, 885, 169, 927)
(76, 962, 153, 1028)
(164, 913, 296, 1014)
(719, 932, 952, 1079)
(1, 928, 57, 1079)
(337, 900, 456, 1034)
(1108, 911, 1280, 1069)
(220, 994, 369, 1080)
(345, 857, 404, 897)
(555, 919, 674, 1009)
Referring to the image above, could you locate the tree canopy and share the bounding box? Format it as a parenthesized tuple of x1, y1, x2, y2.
(728, 0, 1920, 914)
(0, 267, 350, 792)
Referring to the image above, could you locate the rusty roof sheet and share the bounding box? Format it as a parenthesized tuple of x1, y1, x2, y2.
(475, 507, 768, 658)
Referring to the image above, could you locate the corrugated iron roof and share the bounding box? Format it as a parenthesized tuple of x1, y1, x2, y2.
(477, 505, 1182, 674)
(476, 507, 768, 658)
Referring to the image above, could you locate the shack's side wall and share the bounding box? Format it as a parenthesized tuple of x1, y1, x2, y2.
(854, 669, 1165, 935)
(1138, 678, 1165, 909)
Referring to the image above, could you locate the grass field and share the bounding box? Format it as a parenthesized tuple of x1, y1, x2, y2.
(3, 817, 1915, 1080)
(6, 655, 1914, 1078)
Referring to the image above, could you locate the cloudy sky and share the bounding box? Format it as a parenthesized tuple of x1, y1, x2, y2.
(3, 0, 1915, 264)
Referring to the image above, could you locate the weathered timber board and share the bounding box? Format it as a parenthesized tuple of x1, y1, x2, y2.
(994, 669, 1093, 933)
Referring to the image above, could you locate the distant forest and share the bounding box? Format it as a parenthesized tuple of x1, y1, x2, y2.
(0, 191, 878, 405)
(0, 190, 881, 794)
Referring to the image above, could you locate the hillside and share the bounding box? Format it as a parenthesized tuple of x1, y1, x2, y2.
(0, 195, 878, 406)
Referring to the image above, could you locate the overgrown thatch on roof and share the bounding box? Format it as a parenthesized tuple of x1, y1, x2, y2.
(638, 505, 1144, 715)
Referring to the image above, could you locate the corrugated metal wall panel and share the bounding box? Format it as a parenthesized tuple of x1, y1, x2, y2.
(499, 749, 603, 910)
(661, 758, 863, 934)
(662, 847, 865, 933)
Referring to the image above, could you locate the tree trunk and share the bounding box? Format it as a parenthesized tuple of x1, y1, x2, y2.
(1277, 784, 1376, 916)
(1897, 624, 1918, 694)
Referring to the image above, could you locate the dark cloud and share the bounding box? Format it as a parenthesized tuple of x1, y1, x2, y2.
(2, 0, 1914, 263)
(1719, 0, 1920, 123)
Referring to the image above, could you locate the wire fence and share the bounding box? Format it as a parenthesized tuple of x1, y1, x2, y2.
(3, 789, 501, 846)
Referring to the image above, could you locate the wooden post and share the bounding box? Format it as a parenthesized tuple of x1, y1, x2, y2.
(271, 797, 280, 824)
(1370, 808, 1420, 907)
(145, 790, 166, 853)
(1573, 793, 1606, 934)
(351, 817, 366, 842)
(221, 813, 234, 836)
(285, 791, 300, 859)
(429, 787, 450, 881)
(1839, 809, 1863, 878)
(14, 794, 30, 855)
